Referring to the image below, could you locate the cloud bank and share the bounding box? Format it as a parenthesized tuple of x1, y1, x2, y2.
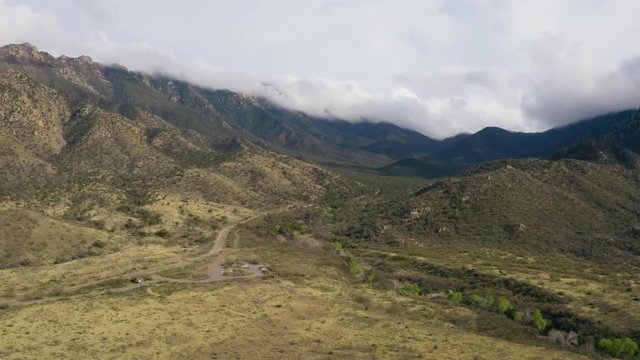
(2, 0, 640, 138)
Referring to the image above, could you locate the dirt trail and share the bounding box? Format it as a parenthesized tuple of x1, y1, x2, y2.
(1, 203, 296, 308)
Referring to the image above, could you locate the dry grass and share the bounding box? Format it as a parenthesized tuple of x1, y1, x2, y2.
(0, 209, 119, 268)
(362, 243, 640, 336)
(0, 210, 599, 360)
(0, 244, 188, 300)
(0, 277, 587, 359)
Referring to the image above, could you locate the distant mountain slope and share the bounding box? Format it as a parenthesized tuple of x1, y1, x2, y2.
(442, 110, 640, 164)
(0, 43, 336, 208)
(2, 42, 640, 180)
(345, 153, 640, 263)
(378, 110, 640, 178)
(0, 43, 448, 168)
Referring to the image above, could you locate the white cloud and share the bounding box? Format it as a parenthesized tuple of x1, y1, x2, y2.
(0, 0, 62, 46)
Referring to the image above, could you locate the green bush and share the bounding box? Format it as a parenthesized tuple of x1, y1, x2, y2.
(138, 209, 162, 225)
(447, 291, 463, 303)
(494, 297, 513, 314)
(398, 282, 421, 297)
(598, 338, 638, 358)
(348, 257, 363, 277)
(463, 293, 495, 309)
(330, 241, 343, 251)
(532, 308, 549, 333)
(479, 295, 495, 310)
(466, 294, 483, 307)
(365, 273, 376, 284)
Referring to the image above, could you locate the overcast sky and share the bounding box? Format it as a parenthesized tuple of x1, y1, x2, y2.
(2, 0, 640, 138)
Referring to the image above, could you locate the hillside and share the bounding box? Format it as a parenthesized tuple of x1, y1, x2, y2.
(303, 149, 640, 357)
(344, 153, 640, 262)
(0, 44, 336, 269)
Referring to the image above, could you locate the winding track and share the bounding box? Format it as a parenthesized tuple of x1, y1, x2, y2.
(1, 204, 296, 307)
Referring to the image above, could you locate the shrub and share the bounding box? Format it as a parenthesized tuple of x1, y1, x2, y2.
(138, 209, 162, 225)
(463, 293, 495, 309)
(548, 329, 579, 347)
(91, 239, 107, 248)
(92, 219, 106, 229)
(532, 308, 549, 333)
(398, 282, 421, 297)
(330, 241, 343, 251)
(348, 257, 363, 278)
(494, 297, 513, 314)
(466, 294, 484, 307)
(447, 291, 463, 303)
(598, 338, 638, 358)
(154, 228, 170, 238)
(366, 273, 376, 284)
(124, 218, 137, 229)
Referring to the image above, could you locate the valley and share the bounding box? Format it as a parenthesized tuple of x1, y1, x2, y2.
(0, 43, 639, 359)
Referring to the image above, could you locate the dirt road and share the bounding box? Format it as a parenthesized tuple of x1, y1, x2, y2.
(1, 203, 297, 308)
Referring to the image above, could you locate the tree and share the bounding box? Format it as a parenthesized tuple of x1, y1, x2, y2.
(348, 257, 363, 278)
(532, 308, 549, 333)
(493, 297, 513, 314)
(447, 291, 463, 303)
(598, 338, 638, 358)
(466, 294, 483, 307)
(398, 282, 421, 297)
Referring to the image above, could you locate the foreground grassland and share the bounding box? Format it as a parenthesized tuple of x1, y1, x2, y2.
(396, 244, 640, 331)
(0, 221, 587, 360)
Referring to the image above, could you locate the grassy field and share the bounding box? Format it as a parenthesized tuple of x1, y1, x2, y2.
(0, 226, 589, 360)
(355, 243, 640, 339)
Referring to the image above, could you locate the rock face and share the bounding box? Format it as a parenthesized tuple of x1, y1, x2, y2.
(0, 70, 69, 157)
(0, 43, 53, 64)
(0, 43, 112, 97)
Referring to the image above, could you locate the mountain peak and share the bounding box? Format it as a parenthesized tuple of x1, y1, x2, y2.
(1, 42, 39, 53)
(0, 42, 53, 64)
(57, 53, 95, 66)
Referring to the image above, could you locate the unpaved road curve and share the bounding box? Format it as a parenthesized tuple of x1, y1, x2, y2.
(1, 204, 296, 308)
(61, 222, 238, 294)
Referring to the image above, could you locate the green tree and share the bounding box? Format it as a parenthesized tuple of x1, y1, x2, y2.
(398, 282, 421, 297)
(494, 297, 513, 314)
(532, 308, 549, 333)
(598, 338, 638, 358)
(447, 291, 463, 303)
(466, 294, 483, 307)
(348, 257, 363, 278)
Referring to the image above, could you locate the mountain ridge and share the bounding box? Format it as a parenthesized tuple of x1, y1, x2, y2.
(1, 42, 640, 179)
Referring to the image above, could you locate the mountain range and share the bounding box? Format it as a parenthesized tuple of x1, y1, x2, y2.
(2, 43, 639, 181)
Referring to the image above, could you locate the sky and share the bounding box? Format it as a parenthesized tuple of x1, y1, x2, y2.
(2, 0, 640, 138)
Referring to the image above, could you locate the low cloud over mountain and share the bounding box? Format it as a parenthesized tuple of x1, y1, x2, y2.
(2, 0, 640, 138)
